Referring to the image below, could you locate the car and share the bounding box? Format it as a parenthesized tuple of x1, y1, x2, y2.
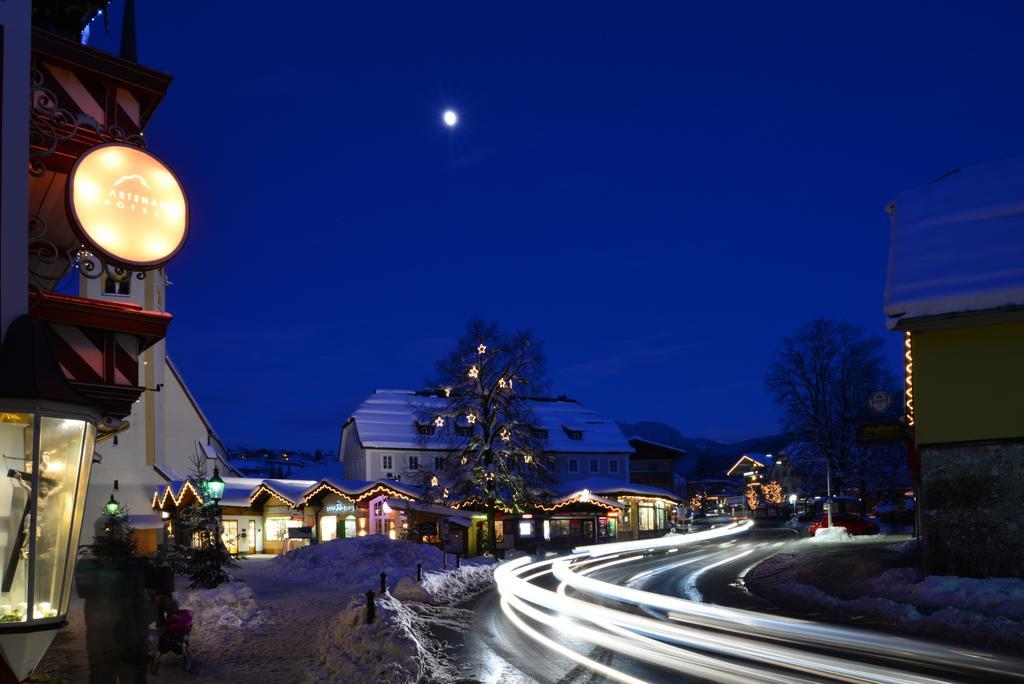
(807, 513, 879, 536)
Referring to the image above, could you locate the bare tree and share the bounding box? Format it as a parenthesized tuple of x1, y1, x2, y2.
(764, 319, 898, 507)
(419, 319, 553, 556)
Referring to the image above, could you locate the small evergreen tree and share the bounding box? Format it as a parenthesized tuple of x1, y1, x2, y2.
(180, 449, 234, 589)
(89, 504, 136, 562)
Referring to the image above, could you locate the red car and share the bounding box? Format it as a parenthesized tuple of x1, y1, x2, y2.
(808, 513, 879, 536)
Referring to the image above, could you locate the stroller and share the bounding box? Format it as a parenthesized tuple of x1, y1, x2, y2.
(151, 596, 193, 673)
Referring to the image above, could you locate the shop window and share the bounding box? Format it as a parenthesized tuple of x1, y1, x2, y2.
(265, 517, 300, 541)
(408, 455, 420, 470)
(495, 522, 505, 543)
(639, 504, 655, 531)
(609, 459, 619, 474)
(621, 506, 632, 532)
(381, 454, 393, 469)
(518, 520, 535, 537)
(568, 458, 578, 473)
(589, 459, 599, 473)
(547, 519, 582, 538)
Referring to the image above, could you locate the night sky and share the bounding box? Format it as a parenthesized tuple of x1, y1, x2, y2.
(86, 2, 1024, 452)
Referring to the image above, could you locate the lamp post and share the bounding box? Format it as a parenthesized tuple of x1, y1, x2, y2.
(105, 479, 121, 516)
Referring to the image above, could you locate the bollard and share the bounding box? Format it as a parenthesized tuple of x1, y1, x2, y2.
(443, 552, 448, 569)
(380, 571, 387, 594)
(456, 553, 461, 568)
(365, 590, 376, 624)
(416, 562, 422, 582)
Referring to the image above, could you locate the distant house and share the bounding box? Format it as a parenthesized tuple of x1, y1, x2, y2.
(627, 437, 685, 497)
(338, 390, 634, 485)
(885, 157, 1024, 578)
(724, 452, 774, 486)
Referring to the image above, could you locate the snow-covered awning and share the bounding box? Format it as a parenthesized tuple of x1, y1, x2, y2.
(885, 157, 1024, 327)
(554, 477, 683, 503)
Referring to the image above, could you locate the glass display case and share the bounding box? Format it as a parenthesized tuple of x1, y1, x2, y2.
(0, 406, 96, 628)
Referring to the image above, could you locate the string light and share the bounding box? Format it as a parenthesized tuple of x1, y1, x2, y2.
(461, 455, 468, 465)
(444, 387, 452, 397)
(443, 488, 449, 498)
(468, 366, 479, 379)
(904, 331, 915, 428)
(434, 416, 445, 428)
(477, 344, 487, 355)
(467, 413, 477, 424)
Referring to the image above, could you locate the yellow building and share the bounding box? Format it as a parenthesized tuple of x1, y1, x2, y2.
(885, 157, 1024, 578)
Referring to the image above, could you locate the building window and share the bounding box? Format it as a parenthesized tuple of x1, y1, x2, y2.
(648, 463, 659, 472)
(416, 423, 436, 436)
(103, 274, 131, 296)
(382, 454, 393, 470)
(408, 455, 420, 470)
(609, 459, 619, 474)
(530, 427, 549, 440)
(563, 427, 583, 441)
(455, 425, 472, 437)
(589, 459, 599, 473)
(434, 456, 444, 470)
(568, 458, 578, 474)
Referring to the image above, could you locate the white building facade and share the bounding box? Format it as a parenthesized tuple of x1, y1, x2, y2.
(81, 271, 235, 553)
(339, 390, 634, 486)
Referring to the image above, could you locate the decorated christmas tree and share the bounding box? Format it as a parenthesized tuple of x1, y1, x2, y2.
(419, 319, 553, 556)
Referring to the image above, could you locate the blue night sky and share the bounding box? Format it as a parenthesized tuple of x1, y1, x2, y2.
(87, 2, 1024, 452)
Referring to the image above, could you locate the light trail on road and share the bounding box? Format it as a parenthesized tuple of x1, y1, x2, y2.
(494, 523, 1024, 683)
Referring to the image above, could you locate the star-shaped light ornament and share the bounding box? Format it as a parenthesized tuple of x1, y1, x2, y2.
(477, 344, 487, 355)
(500, 428, 511, 442)
(443, 488, 449, 498)
(468, 366, 479, 379)
(498, 378, 507, 389)
(434, 416, 445, 428)
(466, 413, 477, 424)
(524, 453, 533, 464)
(431, 475, 439, 487)
(444, 387, 452, 397)
(460, 456, 468, 465)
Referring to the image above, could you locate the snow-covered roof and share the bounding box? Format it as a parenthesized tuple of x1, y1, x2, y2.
(255, 479, 317, 507)
(553, 477, 682, 502)
(301, 477, 424, 504)
(218, 476, 266, 507)
(346, 390, 632, 454)
(885, 157, 1024, 327)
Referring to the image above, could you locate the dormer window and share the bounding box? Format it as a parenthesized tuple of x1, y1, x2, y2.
(416, 423, 436, 436)
(455, 425, 473, 437)
(530, 427, 549, 440)
(563, 426, 583, 441)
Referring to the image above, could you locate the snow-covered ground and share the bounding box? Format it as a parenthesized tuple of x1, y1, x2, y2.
(35, 537, 496, 683)
(747, 538, 1024, 653)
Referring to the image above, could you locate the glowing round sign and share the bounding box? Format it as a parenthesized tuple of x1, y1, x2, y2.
(67, 143, 189, 269)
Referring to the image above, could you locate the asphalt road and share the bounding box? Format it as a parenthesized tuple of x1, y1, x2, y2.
(453, 527, 1024, 684)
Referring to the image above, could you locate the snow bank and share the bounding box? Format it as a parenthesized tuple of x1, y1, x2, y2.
(811, 526, 853, 543)
(178, 581, 266, 631)
(748, 552, 1024, 652)
(315, 593, 457, 684)
(420, 563, 495, 604)
(261, 536, 453, 592)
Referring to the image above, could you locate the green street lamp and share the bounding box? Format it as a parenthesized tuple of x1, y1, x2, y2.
(207, 465, 224, 505)
(105, 479, 120, 516)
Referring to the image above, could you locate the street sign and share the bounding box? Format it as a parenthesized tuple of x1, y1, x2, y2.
(868, 391, 893, 414)
(856, 421, 904, 444)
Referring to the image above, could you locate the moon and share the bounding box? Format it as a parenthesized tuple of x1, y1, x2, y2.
(443, 110, 458, 127)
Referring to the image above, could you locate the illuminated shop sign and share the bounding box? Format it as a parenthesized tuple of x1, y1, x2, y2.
(67, 143, 189, 269)
(325, 501, 355, 514)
